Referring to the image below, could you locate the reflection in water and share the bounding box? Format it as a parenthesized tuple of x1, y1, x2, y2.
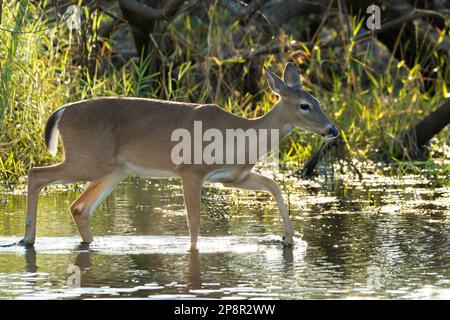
(25, 247, 37, 273)
(188, 251, 201, 290)
(0, 174, 449, 299)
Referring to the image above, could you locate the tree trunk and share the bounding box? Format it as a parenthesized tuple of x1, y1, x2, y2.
(401, 100, 450, 159)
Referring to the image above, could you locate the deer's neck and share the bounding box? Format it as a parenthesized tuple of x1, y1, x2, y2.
(254, 101, 294, 140)
(244, 101, 294, 161)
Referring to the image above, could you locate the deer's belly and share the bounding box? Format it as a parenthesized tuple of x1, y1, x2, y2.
(121, 162, 176, 178)
(205, 169, 250, 183)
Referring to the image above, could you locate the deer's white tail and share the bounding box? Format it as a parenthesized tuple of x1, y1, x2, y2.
(44, 108, 65, 157)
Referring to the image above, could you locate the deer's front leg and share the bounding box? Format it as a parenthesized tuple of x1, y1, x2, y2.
(181, 174, 204, 251)
(223, 172, 294, 245)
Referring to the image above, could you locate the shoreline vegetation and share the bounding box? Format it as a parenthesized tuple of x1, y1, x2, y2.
(0, 1, 449, 187)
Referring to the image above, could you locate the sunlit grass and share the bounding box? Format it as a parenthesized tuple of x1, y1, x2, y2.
(0, 1, 449, 187)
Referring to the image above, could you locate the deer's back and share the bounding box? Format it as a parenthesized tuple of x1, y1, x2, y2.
(56, 97, 233, 169)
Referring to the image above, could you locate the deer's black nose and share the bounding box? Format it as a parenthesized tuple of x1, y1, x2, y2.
(327, 126, 339, 137)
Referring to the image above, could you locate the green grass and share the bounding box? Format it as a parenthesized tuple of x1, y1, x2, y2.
(0, 1, 449, 186)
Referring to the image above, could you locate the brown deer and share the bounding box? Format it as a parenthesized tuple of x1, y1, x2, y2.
(19, 63, 338, 251)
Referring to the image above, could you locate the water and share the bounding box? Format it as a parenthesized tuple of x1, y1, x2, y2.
(0, 171, 449, 299)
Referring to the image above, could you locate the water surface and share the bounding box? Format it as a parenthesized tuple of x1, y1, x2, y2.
(0, 171, 449, 299)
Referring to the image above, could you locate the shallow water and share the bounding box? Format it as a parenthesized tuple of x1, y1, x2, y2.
(0, 172, 449, 299)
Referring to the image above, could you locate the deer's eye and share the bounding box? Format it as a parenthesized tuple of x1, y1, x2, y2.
(299, 103, 310, 111)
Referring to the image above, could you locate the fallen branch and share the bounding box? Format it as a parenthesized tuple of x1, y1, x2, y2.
(300, 139, 337, 178)
(400, 100, 450, 160)
(294, 136, 362, 180)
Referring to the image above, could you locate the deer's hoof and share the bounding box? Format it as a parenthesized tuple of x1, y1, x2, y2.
(189, 243, 199, 253)
(282, 235, 294, 247)
(17, 238, 35, 248)
(77, 242, 91, 250)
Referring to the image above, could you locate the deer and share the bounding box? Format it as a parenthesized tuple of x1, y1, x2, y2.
(17, 63, 338, 251)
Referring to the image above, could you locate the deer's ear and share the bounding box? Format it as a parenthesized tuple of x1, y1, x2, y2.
(264, 68, 285, 95)
(283, 62, 301, 89)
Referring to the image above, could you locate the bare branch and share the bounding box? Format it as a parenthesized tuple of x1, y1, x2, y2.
(218, 0, 278, 35)
(238, 8, 448, 59)
(218, 0, 248, 19)
(118, 0, 185, 21)
(261, 0, 330, 26)
(218, 0, 264, 18)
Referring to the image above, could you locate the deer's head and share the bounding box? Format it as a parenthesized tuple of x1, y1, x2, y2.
(265, 63, 339, 140)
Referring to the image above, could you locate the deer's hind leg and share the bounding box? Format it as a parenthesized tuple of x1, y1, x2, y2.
(70, 169, 128, 243)
(24, 163, 84, 245)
